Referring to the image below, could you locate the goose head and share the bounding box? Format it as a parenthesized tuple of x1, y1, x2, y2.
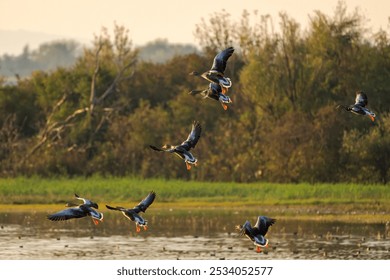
(162, 144, 174, 150)
(189, 71, 201, 76)
(236, 221, 250, 236)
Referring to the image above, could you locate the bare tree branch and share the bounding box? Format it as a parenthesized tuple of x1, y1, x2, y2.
(44, 92, 68, 130)
(21, 106, 89, 162)
(96, 58, 136, 105)
(21, 24, 137, 164)
(89, 40, 103, 116)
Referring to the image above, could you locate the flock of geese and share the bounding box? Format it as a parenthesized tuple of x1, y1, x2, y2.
(47, 46, 377, 254)
(48, 192, 156, 232)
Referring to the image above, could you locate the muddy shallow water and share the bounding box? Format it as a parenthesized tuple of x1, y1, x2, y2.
(1, 209, 389, 260)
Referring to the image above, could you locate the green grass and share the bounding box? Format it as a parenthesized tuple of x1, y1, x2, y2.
(1, 177, 390, 223)
(0, 176, 389, 207)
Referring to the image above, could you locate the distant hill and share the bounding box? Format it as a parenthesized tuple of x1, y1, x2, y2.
(138, 38, 199, 63)
(0, 39, 81, 80)
(0, 29, 89, 56)
(0, 34, 198, 81)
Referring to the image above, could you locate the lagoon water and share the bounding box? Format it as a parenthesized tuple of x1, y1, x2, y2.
(0, 208, 389, 260)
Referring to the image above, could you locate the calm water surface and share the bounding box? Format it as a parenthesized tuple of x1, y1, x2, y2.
(0, 209, 389, 260)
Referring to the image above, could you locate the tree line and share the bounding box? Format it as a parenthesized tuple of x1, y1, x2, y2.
(1, 2, 390, 183)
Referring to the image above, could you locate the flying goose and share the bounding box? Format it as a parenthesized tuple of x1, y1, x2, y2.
(149, 121, 202, 170)
(47, 194, 103, 225)
(189, 82, 232, 110)
(106, 191, 156, 232)
(236, 216, 276, 253)
(337, 91, 376, 121)
(190, 47, 234, 93)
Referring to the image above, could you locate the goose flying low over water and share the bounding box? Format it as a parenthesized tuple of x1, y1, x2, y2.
(188, 82, 232, 110)
(190, 46, 234, 93)
(106, 191, 156, 232)
(337, 91, 376, 121)
(47, 194, 103, 225)
(149, 121, 202, 170)
(236, 216, 276, 253)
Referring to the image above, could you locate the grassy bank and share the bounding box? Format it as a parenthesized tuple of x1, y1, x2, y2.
(0, 177, 389, 222)
(0, 176, 389, 206)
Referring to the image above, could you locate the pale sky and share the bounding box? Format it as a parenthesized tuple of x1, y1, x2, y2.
(1, 0, 389, 55)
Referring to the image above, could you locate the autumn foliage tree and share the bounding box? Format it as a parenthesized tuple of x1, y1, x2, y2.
(1, 2, 390, 183)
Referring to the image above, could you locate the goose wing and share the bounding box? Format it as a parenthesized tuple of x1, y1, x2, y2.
(106, 205, 126, 212)
(209, 82, 222, 93)
(74, 193, 97, 208)
(149, 145, 174, 153)
(336, 104, 350, 111)
(210, 47, 234, 74)
(355, 92, 368, 107)
(106, 204, 135, 221)
(179, 121, 202, 151)
(189, 83, 220, 100)
(239, 221, 259, 242)
(47, 207, 87, 221)
(205, 82, 222, 98)
(133, 191, 156, 213)
(239, 221, 252, 236)
(149, 145, 166, 152)
(188, 89, 209, 99)
(254, 216, 276, 236)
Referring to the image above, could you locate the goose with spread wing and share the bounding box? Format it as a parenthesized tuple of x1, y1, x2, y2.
(106, 191, 156, 232)
(236, 216, 276, 253)
(188, 82, 232, 110)
(149, 121, 201, 170)
(47, 194, 103, 225)
(190, 47, 234, 93)
(337, 91, 376, 121)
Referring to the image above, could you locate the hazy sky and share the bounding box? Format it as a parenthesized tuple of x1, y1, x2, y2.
(1, 0, 389, 54)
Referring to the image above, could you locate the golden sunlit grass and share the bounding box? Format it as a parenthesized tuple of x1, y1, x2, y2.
(1, 203, 389, 223)
(1, 176, 389, 223)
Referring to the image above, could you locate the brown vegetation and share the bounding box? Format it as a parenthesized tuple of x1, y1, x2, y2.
(1, 4, 390, 183)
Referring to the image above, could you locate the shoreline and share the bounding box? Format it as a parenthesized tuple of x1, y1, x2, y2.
(1, 203, 389, 223)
